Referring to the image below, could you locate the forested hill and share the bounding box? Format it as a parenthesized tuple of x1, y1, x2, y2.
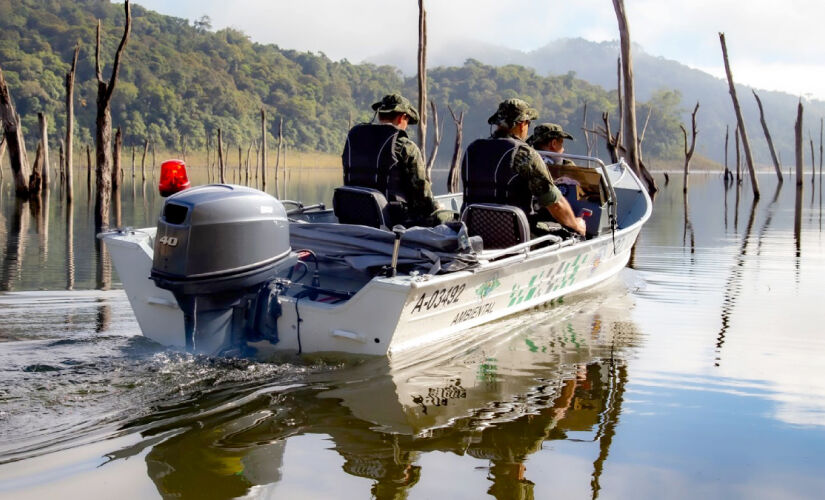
(0, 0, 684, 163)
(372, 37, 825, 166)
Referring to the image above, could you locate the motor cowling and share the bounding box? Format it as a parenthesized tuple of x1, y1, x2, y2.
(150, 184, 295, 354)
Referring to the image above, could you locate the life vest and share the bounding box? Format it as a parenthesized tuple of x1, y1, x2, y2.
(461, 137, 532, 214)
(342, 123, 406, 203)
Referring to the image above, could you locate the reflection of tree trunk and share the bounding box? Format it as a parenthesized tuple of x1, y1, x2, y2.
(590, 362, 628, 500)
(96, 302, 111, 334)
(66, 199, 74, 290)
(682, 193, 695, 254)
(38, 188, 49, 263)
(95, 237, 111, 291)
(794, 184, 802, 259)
(1, 199, 29, 291)
(756, 183, 782, 255)
(733, 179, 740, 230)
(715, 198, 758, 366)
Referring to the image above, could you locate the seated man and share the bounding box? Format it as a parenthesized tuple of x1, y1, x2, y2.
(461, 99, 585, 236)
(527, 123, 575, 166)
(341, 93, 439, 227)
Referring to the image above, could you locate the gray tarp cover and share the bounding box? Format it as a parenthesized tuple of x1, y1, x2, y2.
(289, 222, 481, 274)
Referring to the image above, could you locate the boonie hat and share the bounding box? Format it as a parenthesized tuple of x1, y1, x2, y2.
(527, 123, 574, 146)
(371, 93, 420, 125)
(487, 98, 539, 127)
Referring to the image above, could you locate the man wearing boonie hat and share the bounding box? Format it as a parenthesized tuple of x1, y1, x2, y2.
(461, 99, 585, 236)
(341, 92, 439, 226)
(527, 123, 575, 166)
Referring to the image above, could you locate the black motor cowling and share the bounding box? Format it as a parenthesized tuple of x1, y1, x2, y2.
(150, 185, 295, 354)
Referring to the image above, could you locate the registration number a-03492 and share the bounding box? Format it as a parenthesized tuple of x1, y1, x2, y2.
(410, 284, 465, 314)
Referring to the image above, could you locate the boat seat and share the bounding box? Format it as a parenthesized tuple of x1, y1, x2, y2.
(461, 203, 530, 250)
(333, 186, 392, 229)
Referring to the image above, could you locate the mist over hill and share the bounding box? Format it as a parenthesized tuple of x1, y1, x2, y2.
(369, 37, 825, 167)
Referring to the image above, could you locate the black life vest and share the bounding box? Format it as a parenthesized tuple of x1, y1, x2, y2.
(342, 123, 406, 203)
(461, 137, 532, 214)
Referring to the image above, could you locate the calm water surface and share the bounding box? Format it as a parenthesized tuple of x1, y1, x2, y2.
(1, 170, 824, 499)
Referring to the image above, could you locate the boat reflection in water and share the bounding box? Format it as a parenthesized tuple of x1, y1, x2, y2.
(119, 277, 641, 498)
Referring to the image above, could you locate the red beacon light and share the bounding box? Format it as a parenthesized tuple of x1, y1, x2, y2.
(158, 159, 191, 197)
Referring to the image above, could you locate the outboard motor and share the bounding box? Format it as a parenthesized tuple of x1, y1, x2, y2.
(150, 184, 296, 354)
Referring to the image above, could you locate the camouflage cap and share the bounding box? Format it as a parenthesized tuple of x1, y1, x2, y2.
(527, 123, 574, 146)
(487, 98, 539, 127)
(371, 93, 420, 125)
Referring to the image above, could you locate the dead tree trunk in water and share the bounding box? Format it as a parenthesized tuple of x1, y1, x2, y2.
(94, 0, 131, 230)
(719, 32, 759, 199)
(417, 0, 428, 160)
(819, 117, 823, 181)
(0, 136, 6, 179)
(29, 142, 44, 193)
(86, 144, 92, 197)
(425, 100, 442, 182)
(735, 124, 741, 184)
(140, 139, 148, 181)
(612, 0, 656, 194)
(0, 64, 31, 197)
(276, 117, 283, 196)
(810, 134, 816, 186)
(260, 108, 267, 191)
(65, 43, 79, 202)
(217, 128, 225, 183)
(446, 105, 464, 193)
(795, 100, 803, 186)
(681, 102, 699, 193)
(752, 90, 782, 183)
(112, 127, 122, 191)
(600, 112, 620, 163)
(38, 112, 49, 190)
(724, 125, 732, 185)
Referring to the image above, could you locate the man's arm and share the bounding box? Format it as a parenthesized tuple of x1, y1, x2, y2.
(546, 197, 586, 236)
(520, 147, 586, 236)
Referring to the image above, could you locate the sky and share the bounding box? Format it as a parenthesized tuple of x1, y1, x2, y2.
(135, 0, 825, 101)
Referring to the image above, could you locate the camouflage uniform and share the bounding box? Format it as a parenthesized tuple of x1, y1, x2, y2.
(492, 129, 562, 207)
(353, 93, 438, 225)
(527, 123, 575, 166)
(393, 133, 438, 225)
(485, 100, 562, 207)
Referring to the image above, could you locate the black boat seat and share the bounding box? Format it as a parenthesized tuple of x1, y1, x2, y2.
(333, 186, 392, 229)
(461, 203, 530, 250)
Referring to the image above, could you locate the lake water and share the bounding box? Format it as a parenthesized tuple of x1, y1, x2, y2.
(1, 170, 824, 499)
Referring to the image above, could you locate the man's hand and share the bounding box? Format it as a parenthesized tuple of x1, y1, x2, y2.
(572, 217, 586, 236)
